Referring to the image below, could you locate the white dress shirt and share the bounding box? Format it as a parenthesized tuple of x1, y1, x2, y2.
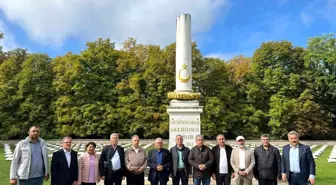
(111, 148, 121, 170)
(219, 147, 228, 174)
(63, 149, 71, 168)
(239, 149, 246, 169)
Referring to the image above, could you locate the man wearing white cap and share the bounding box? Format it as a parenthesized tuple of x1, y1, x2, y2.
(230, 136, 255, 185)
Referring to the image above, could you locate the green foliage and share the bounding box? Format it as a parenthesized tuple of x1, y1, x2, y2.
(0, 33, 335, 139)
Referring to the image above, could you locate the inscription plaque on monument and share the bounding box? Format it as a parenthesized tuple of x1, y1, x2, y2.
(169, 115, 201, 148)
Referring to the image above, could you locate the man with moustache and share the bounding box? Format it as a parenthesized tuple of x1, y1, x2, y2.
(170, 135, 191, 185)
(99, 133, 125, 185)
(188, 134, 214, 185)
(253, 134, 281, 185)
(230, 136, 255, 185)
(125, 135, 147, 185)
(211, 134, 234, 185)
(10, 125, 49, 185)
(281, 131, 316, 185)
(147, 138, 171, 185)
(51, 136, 79, 185)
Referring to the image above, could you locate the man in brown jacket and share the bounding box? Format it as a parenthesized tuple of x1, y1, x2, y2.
(230, 136, 255, 185)
(188, 134, 214, 185)
(125, 135, 147, 185)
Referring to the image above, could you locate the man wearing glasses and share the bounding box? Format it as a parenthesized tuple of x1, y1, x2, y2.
(51, 136, 79, 185)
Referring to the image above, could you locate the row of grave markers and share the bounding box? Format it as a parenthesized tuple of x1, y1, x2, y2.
(328, 145, 336, 163)
(4, 143, 335, 163)
(3, 142, 153, 161)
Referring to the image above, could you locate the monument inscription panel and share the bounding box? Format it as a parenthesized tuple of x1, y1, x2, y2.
(168, 113, 201, 149)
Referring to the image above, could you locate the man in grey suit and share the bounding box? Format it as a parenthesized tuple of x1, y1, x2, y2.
(170, 135, 191, 185)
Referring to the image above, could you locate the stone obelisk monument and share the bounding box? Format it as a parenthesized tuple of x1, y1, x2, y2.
(167, 13, 203, 149)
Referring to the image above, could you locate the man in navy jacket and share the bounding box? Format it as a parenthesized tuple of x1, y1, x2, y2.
(281, 131, 316, 185)
(147, 138, 171, 185)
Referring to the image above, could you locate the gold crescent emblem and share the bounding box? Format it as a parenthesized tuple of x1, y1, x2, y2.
(178, 63, 190, 83)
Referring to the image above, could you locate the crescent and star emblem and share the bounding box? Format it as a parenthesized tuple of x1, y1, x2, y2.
(178, 63, 190, 83)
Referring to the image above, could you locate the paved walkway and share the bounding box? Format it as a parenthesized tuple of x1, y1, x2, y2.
(96, 178, 288, 185)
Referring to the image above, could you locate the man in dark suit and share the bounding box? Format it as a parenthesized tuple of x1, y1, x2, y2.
(99, 133, 125, 185)
(253, 134, 281, 185)
(281, 131, 316, 185)
(51, 136, 78, 185)
(147, 137, 171, 185)
(211, 134, 233, 185)
(170, 135, 191, 185)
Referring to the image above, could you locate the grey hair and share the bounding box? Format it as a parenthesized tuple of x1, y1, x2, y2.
(110, 133, 119, 139)
(175, 135, 183, 139)
(261, 134, 270, 139)
(195, 134, 203, 141)
(62, 136, 72, 142)
(132, 135, 139, 139)
(287, 131, 299, 137)
(216, 134, 225, 140)
(155, 137, 163, 143)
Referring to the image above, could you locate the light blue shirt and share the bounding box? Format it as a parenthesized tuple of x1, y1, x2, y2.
(177, 150, 185, 168)
(289, 145, 315, 179)
(111, 148, 121, 170)
(289, 145, 300, 173)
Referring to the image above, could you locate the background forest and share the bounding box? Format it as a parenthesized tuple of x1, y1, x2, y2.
(0, 33, 335, 140)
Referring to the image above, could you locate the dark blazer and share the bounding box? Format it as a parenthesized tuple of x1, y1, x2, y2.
(99, 145, 125, 177)
(253, 145, 281, 180)
(51, 149, 78, 185)
(147, 148, 171, 182)
(170, 145, 191, 177)
(188, 145, 214, 179)
(211, 144, 233, 175)
(281, 143, 316, 182)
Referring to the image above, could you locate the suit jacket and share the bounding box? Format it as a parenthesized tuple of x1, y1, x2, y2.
(147, 148, 171, 182)
(230, 147, 255, 180)
(51, 149, 78, 185)
(281, 143, 316, 181)
(99, 145, 125, 178)
(170, 145, 191, 177)
(211, 144, 233, 175)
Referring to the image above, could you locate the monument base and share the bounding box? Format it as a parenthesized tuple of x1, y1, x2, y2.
(167, 99, 203, 149)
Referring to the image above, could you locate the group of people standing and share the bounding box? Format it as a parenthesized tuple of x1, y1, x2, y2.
(10, 125, 316, 185)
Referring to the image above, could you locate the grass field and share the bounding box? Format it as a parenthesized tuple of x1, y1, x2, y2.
(1, 145, 336, 185)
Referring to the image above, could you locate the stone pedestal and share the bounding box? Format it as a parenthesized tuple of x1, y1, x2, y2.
(167, 100, 203, 149)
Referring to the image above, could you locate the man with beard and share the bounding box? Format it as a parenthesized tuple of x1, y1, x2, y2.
(211, 134, 234, 185)
(253, 134, 281, 185)
(230, 136, 255, 185)
(10, 125, 49, 185)
(281, 131, 316, 185)
(170, 135, 191, 185)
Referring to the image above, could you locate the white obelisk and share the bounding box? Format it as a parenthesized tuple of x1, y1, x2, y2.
(167, 13, 203, 149)
(175, 14, 192, 92)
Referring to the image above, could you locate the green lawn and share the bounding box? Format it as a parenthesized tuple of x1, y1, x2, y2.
(315, 146, 336, 185)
